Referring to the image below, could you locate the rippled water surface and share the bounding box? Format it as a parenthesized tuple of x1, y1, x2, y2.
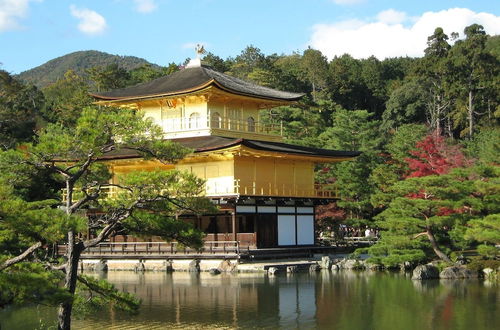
(1, 270, 498, 329)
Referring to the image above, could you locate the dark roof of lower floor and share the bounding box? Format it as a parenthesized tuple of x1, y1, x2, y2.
(99, 136, 361, 160)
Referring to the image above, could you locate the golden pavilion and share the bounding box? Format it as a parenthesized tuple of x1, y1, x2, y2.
(90, 57, 359, 251)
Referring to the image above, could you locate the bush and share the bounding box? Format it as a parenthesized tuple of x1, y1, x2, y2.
(477, 244, 499, 258)
(467, 258, 500, 272)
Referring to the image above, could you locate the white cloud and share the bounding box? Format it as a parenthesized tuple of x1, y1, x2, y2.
(309, 8, 500, 59)
(331, 0, 364, 5)
(70, 5, 107, 36)
(133, 0, 157, 14)
(0, 0, 40, 32)
(376, 9, 407, 25)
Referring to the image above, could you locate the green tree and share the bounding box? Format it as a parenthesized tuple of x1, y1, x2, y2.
(0, 107, 213, 329)
(370, 124, 428, 209)
(300, 47, 329, 102)
(368, 162, 498, 265)
(447, 24, 499, 138)
(128, 64, 175, 85)
(86, 64, 131, 92)
(465, 214, 500, 257)
(228, 45, 267, 79)
(0, 70, 44, 147)
(412, 27, 452, 135)
(382, 80, 427, 130)
(328, 54, 365, 110)
(464, 126, 500, 164)
(318, 109, 384, 223)
(202, 52, 229, 72)
(42, 70, 93, 126)
(360, 56, 387, 117)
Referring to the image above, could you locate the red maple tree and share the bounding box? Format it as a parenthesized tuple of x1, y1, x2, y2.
(405, 132, 469, 178)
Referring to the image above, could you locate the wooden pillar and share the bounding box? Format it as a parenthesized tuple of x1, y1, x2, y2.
(231, 211, 236, 241)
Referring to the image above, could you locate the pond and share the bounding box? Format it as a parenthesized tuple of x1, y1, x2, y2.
(1, 270, 498, 329)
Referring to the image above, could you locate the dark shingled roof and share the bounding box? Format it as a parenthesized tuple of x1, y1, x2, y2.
(99, 136, 361, 160)
(91, 66, 304, 102)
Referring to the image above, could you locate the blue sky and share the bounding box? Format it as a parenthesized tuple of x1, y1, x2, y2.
(1, 0, 499, 74)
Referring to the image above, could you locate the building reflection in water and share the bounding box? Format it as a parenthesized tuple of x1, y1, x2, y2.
(91, 271, 320, 329)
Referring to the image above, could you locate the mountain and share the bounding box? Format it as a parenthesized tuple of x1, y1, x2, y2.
(17, 50, 161, 88)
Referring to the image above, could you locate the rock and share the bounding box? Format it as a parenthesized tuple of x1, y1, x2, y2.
(134, 261, 145, 272)
(339, 259, 365, 270)
(287, 266, 298, 273)
(455, 254, 468, 265)
(412, 264, 439, 280)
(94, 260, 108, 272)
(368, 263, 383, 271)
(400, 261, 412, 271)
(165, 260, 174, 272)
(309, 264, 321, 272)
(320, 256, 332, 270)
(268, 267, 279, 275)
(188, 259, 200, 272)
(483, 268, 494, 278)
(440, 266, 478, 279)
(331, 264, 339, 271)
(209, 268, 221, 275)
(218, 260, 237, 272)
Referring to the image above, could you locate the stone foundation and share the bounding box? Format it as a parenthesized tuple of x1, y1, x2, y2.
(80, 259, 238, 272)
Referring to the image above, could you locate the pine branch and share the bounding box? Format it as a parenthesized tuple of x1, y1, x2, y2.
(0, 241, 43, 272)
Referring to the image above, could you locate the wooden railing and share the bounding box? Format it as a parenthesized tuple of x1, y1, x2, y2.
(58, 240, 240, 257)
(233, 181, 339, 198)
(161, 115, 282, 137)
(61, 185, 119, 203)
(62, 180, 339, 202)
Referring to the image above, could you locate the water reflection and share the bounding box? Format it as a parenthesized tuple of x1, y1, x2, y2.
(0, 271, 497, 329)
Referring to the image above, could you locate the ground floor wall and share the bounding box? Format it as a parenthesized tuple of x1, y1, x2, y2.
(104, 197, 318, 250)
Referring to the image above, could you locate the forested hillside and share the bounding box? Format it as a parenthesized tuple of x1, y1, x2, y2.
(17, 50, 161, 88)
(1, 24, 499, 266)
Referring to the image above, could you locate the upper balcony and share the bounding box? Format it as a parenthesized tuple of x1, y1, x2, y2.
(160, 114, 283, 142)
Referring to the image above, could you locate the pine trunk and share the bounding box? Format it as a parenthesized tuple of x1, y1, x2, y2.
(57, 231, 82, 330)
(468, 90, 474, 138)
(426, 229, 451, 263)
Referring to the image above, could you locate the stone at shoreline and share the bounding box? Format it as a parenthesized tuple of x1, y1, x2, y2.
(134, 261, 145, 272)
(218, 260, 237, 272)
(209, 268, 221, 275)
(483, 268, 494, 277)
(95, 260, 108, 272)
(338, 259, 366, 270)
(165, 260, 174, 272)
(310, 264, 321, 272)
(412, 264, 439, 280)
(268, 267, 279, 275)
(320, 256, 332, 270)
(400, 261, 412, 271)
(440, 266, 478, 279)
(188, 259, 200, 272)
(368, 263, 383, 271)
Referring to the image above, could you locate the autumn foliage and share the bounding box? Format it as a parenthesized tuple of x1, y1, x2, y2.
(406, 132, 470, 178)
